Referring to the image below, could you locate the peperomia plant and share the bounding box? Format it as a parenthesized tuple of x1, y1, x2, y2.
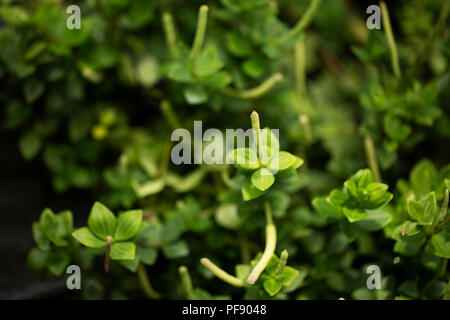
(3, 0, 448, 301)
(325, 169, 393, 223)
(72, 202, 143, 272)
(229, 111, 304, 201)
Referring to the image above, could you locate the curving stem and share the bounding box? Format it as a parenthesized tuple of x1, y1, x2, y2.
(246, 202, 277, 285)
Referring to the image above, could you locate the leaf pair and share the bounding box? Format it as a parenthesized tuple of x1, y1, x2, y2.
(72, 202, 142, 260)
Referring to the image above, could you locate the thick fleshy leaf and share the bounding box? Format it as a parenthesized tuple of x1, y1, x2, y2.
(230, 148, 260, 170)
(263, 278, 282, 296)
(430, 232, 450, 259)
(251, 168, 275, 191)
(110, 242, 136, 260)
(342, 207, 366, 223)
(269, 151, 297, 172)
(114, 210, 143, 241)
(72, 227, 106, 248)
(241, 177, 266, 201)
(88, 202, 117, 239)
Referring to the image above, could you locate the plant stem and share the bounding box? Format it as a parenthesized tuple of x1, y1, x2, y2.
(364, 135, 381, 182)
(380, 1, 401, 80)
(137, 263, 162, 299)
(162, 11, 179, 60)
(104, 236, 112, 273)
(246, 202, 277, 285)
(160, 99, 180, 130)
(299, 114, 312, 146)
(433, 189, 449, 234)
(179, 266, 196, 300)
(275, 249, 288, 275)
(219, 73, 283, 99)
(270, 0, 322, 46)
(200, 258, 244, 287)
(413, 0, 449, 68)
(189, 5, 209, 63)
(295, 38, 307, 98)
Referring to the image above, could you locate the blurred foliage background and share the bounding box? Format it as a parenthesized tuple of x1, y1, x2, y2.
(0, 0, 449, 299)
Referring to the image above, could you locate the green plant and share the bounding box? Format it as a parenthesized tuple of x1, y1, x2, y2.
(1, 0, 448, 300)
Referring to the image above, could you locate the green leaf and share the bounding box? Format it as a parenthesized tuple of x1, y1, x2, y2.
(230, 148, 260, 170)
(27, 248, 48, 270)
(251, 168, 275, 191)
(327, 189, 348, 207)
(110, 242, 136, 260)
(39, 208, 68, 246)
(215, 204, 242, 230)
(366, 183, 392, 209)
(242, 58, 266, 79)
(114, 210, 142, 241)
(23, 77, 44, 104)
(241, 177, 266, 201)
(47, 251, 70, 276)
(72, 227, 106, 248)
(19, 132, 42, 160)
(235, 264, 251, 281)
(135, 56, 159, 87)
(225, 32, 252, 57)
(119, 257, 140, 272)
(410, 160, 438, 198)
(407, 199, 424, 222)
(342, 207, 366, 223)
(356, 208, 392, 231)
(419, 192, 438, 225)
(88, 202, 117, 239)
(162, 240, 190, 259)
(430, 232, 450, 258)
(57, 210, 73, 237)
(32, 222, 50, 251)
(269, 151, 297, 171)
(263, 278, 282, 296)
(407, 192, 437, 225)
(167, 62, 193, 83)
(193, 45, 224, 77)
(312, 197, 342, 219)
(137, 247, 158, 265)
(278, 266, 300, 286)
(183, 85, 209, 105)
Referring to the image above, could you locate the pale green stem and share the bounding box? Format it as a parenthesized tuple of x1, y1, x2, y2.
(380, 1, 401, 80)
(162, 11, 179, 59)
(219, 73, 283, 99)
(189, 5, 209, 63)
(275, 249, 288, 275)
(414, 0, 449, 67)
(137, 263, 162, 299)
(295, 38, 307, 97)
(246, 202, 277, 285)
(299, 114, 312, 146)
(364, 135, 381, 182)
(160, 99, 180, 130)
(270, 0, 322, 46)
(200, 258, 244, 287)
(179, 266, 196, 300)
